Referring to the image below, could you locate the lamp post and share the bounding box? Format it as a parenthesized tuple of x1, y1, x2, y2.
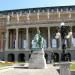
(55, 22, 72, 61)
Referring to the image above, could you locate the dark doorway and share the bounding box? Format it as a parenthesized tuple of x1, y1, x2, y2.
(45, 53, 48, 63)
(8, 54, 15, 62)
(18, 53, 25, 62)
(53, 53, 59, 62)
(65, 53, 71, 61)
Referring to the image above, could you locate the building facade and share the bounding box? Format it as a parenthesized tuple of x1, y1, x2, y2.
(0, 6, 75, 63)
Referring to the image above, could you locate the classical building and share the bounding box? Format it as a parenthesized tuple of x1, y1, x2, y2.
(0, 5, 75, 63)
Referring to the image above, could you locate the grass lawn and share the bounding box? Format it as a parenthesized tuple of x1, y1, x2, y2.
(0, 61, 75, 70)
(54, 62, 75, 70)
(0, 63, 9, 67)
(70, 63, 75, 70)
(0, 62, 14, 68)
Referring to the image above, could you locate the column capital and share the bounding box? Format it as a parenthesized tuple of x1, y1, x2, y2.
(48, 26, 50, 30)
(16, 28, 19, 30)
(26, 27, 29, 29)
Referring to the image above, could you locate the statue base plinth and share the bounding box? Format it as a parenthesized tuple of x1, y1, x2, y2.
(60, 62, 71, 75)
(29, 50, 47, 69)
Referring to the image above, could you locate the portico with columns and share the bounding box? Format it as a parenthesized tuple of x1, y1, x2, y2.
(4, 23, 75, 63)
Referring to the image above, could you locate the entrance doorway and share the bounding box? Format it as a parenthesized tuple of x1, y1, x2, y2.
(18, 53, 25, 62)
(8, 54, 15, 62)
(53, 53, 59, 62)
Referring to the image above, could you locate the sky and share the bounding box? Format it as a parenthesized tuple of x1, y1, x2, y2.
(0, 0, 75, 11)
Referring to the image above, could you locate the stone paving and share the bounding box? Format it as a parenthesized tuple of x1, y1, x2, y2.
(0, 64, 59, 75)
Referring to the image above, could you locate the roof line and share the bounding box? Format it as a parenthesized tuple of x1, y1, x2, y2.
(0, 5, 75, 13)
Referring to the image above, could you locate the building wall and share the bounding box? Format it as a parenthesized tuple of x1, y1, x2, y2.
(0, 6, 75, 62)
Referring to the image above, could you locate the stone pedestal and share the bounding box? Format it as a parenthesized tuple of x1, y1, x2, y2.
(60, 62, 71, 75)
(29, 50, 47, 69)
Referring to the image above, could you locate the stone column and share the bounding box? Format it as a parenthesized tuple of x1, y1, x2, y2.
(26, 28, 29, 49)
(59, 36, 62, 50)
(70, 26, 73, 49)
(1, 33, 3, 52)
(4, 53, 8, 61)
(15, 28, 18, 50)
(0, 33, 1, 51)
(10, 32, 12, 48)
(59, 53, 61, 62)
(58, 36, 62, 62)
(6, 29, 9, 50)
(15, 53, 18, 62)
(25, 54, 29, 62)
(48, 27, 51, 49)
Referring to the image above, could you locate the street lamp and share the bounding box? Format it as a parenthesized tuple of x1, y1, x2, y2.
(55, 22, 72, 61)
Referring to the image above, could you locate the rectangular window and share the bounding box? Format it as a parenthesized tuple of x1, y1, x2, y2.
(72, 38, 75, 47)
(51, 39, 57, 48)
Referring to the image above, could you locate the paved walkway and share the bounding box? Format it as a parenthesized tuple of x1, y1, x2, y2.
(0, 64, 59, 75)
